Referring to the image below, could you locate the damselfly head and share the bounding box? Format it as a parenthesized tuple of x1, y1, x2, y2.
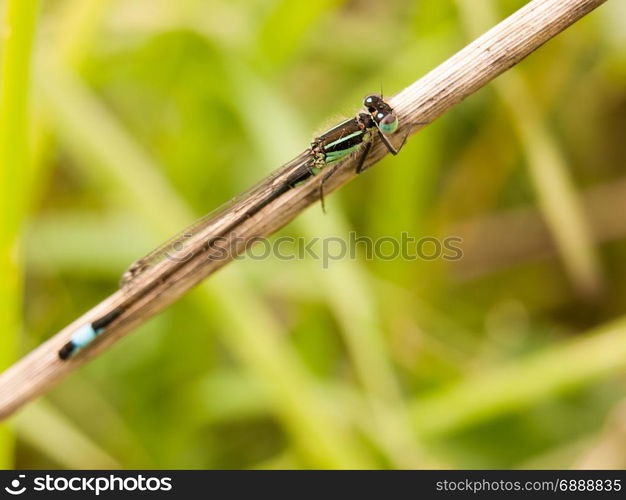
(363, 94, 398, 135)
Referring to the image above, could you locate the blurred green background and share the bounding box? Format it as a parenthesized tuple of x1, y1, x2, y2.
(1, 0, 625, 469)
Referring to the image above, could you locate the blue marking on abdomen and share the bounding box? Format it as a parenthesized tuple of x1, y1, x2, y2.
(70, 323, 99, 349)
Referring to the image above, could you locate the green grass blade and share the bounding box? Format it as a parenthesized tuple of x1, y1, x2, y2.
(14, 400, 120, 469)
(411, 316, 626, 438)
(455, 0, 603, 296)
(0, 0, 39, 469)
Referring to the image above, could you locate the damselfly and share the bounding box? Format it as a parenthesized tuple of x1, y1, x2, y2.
(58, 94, 405, 360)
(312, 93, 403, 210)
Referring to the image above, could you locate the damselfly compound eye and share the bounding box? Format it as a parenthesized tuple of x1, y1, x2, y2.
(379, 114, 398, 134)
(363, 94, 381, 111)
